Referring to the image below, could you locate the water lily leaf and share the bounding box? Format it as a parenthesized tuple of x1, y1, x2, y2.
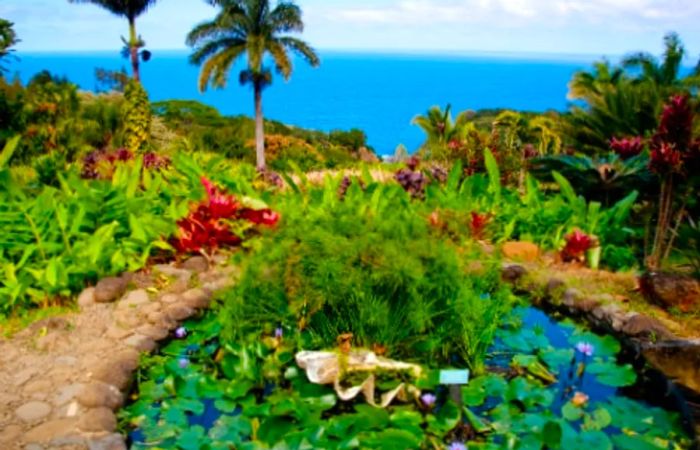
(561, 430, 612, 450)
(389, 410, 424, 438)
(562, 402, 584, 422)
(512, 354, 556, 383)
(461, 374, 507, 407)
(542, 420, 562, 448)
(539, 348, 574, 369)
(353, 404, 390, 430)
(505, 377, 553, 409)
(362, 429, 422, 450)
(611, 433, 669, 450)
(214, 398, 237, 414)
(426, 400, 460, 434)
(583, 408, 612, 431)
(175, 425, 207, 450)
(464, 407, 491, 434)
(162, 404, 188, 427)
(587, 362, 636, 387)
(500, 328, 550, 353)
(258, 416, 297, 445)
(208, 415, 252, 442)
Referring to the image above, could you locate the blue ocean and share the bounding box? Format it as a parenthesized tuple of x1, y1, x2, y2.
(11, 51, 598, 155)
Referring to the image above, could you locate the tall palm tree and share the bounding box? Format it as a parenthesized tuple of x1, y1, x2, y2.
(622, 32, 685, 89)
(187, 0, 320, 170)
(68, 0, 156, 81)
(0, 18, 19, 74)
(412, 105, 473, 152)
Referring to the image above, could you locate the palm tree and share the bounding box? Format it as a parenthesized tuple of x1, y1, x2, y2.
(622, 32, 685, 90)
(0, 18, 19, 73)
(412, 104, 473, 157)
(186, 0, 320, 170)
(68, 0, 156, 82)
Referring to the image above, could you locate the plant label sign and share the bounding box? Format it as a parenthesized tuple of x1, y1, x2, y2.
(439, 369, 470, 385)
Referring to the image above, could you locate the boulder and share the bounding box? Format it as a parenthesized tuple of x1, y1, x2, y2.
(501, 241, 540, 262)
(77, 407, 117, 433)
(501, 264, 528, 283)
(182, 256, 209, 273)
(15, 401, 51, 422)
(621, 314, 674, 340)
(94, 277, 128, 303)
(639, 272, 700, 312)
(181, 288, 211, 309)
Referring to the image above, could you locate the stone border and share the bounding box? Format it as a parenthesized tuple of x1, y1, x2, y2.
(5, 256, 236, 449)
(502, 263, 700, 444)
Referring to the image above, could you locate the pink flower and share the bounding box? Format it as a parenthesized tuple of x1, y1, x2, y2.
(610, 136, 644, 158)
(421, 393, 437, 407)
(575, 342, 595, 357)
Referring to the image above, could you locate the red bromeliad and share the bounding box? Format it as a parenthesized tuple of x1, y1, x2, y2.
(610, 136, 644, 159)
(561, 229, 593, 262)
(172, 177, 280, 254)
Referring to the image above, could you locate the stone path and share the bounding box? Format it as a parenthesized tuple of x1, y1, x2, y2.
(0, 256, 236, 449)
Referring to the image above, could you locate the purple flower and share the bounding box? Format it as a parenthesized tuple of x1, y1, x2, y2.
(448, 442, 467, 450)
(575, 342, 595, 357)
(421, 393, 437, 407)
(274, 327, 283, 339)
(178, 358, 189, 369)
(174, 327, 187, 339)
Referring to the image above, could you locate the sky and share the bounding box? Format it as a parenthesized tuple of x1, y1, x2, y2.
(2, 0, 700, 58)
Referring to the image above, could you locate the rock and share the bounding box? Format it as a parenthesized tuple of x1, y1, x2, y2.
(0, 424, 22, 443)
(24, 418, 78, 444)
(13, 367, 38, 387)
(135, 325, 169, 341)
(77, 287, 96, 309)
(182, 256, 209, 273)
(123, 333, 156, 353)
(91, 363, 131, 392)
(77, 382, 123, 410)
(15, 401, 52, 422)
(181, 288, 211, 309)
(622, 314, 674, 340)
(165, 304, 195, 321)
(113, 309, 142, 329)
(160, 293, 181, 304)
(153, 264, 192, 280)
(573, 297, 601, 313)
(87, 433, 127, 450)
(94, 277, 128, 303)
(562, 288, 583, 307)
(24, 379, 53, 395)
(202, 278, 234, 293)
(55, 356, 78, 367)
(119, 289, 150, 309)
(52, 383, 85, 407)
(545, 278, 566, 298)
(501, 241, 540, 262)
(643, 341, 700, 393)
(639, 272, 700, 312)
(501, 264, 528, 283)
(592, 304, 622, 324)
(104, 326, 133, 340)
(112, 349, 140, 373)
(77, 407, 116, 433)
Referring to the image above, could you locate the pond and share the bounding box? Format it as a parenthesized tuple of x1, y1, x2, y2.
(120, 305, 695, 449)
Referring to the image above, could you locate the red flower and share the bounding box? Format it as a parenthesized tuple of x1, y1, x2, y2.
(649, 95, 695, 175)
(469, 211, 489, 240)
(610, 136, 643, 159)
(562, 229, 593, 262)
(201, 177, 240, 219)
(238, 208, 280, 227)
(649, 142, 683, 175)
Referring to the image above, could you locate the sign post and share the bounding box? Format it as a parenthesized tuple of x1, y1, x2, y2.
(439, 369, 470, 407)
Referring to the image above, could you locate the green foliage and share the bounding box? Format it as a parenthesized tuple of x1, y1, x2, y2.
(221, 177, 513, 370)
(122, 79, 151, 152)
(0, 18, 18, 73)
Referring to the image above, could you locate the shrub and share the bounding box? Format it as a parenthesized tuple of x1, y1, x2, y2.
(221, 180, 513, 371)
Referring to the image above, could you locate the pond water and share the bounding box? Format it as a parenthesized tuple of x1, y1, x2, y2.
(125, 306, 694, 448)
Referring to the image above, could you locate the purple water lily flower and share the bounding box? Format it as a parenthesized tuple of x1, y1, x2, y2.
(575, 342, 595, 357)
(275, 327, 283, 339)
(178, 358, 189, 369)
(448, 442, 467, 450)
(421, 393, 437, 407)
(174, 327, 187, 339)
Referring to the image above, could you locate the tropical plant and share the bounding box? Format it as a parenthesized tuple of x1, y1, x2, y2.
(0, 18, 19, 74)
(412, 104, 475, 159)
(121, 79, 151, 151)
(68, 0, 156, 81)
(622, 32, 688, 91)
(186, 0, 320, 170)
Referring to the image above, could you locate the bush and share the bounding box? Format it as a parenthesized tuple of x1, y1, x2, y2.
(221, 179, 513, 371)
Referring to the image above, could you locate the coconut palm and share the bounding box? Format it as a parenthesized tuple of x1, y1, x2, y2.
(68, 0, 156, 81)
(0, 18, 19, 73)
(622, 32, 686, 90)
(412, 104, 474, 158)
(186, 0, 320, 170)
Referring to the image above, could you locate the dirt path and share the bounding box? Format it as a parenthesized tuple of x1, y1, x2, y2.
(0, 256, 236, 450)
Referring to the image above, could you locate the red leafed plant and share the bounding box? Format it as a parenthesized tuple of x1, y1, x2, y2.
(172, 177, 280, 255)
(561, 229, 593, 262)
(469, 212, 490, 240)
(610, 136, 644, 159)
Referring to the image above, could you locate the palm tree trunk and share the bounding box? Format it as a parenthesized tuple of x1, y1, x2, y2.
(254, 81, 266, 170)
(128, 17, 140, 82)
